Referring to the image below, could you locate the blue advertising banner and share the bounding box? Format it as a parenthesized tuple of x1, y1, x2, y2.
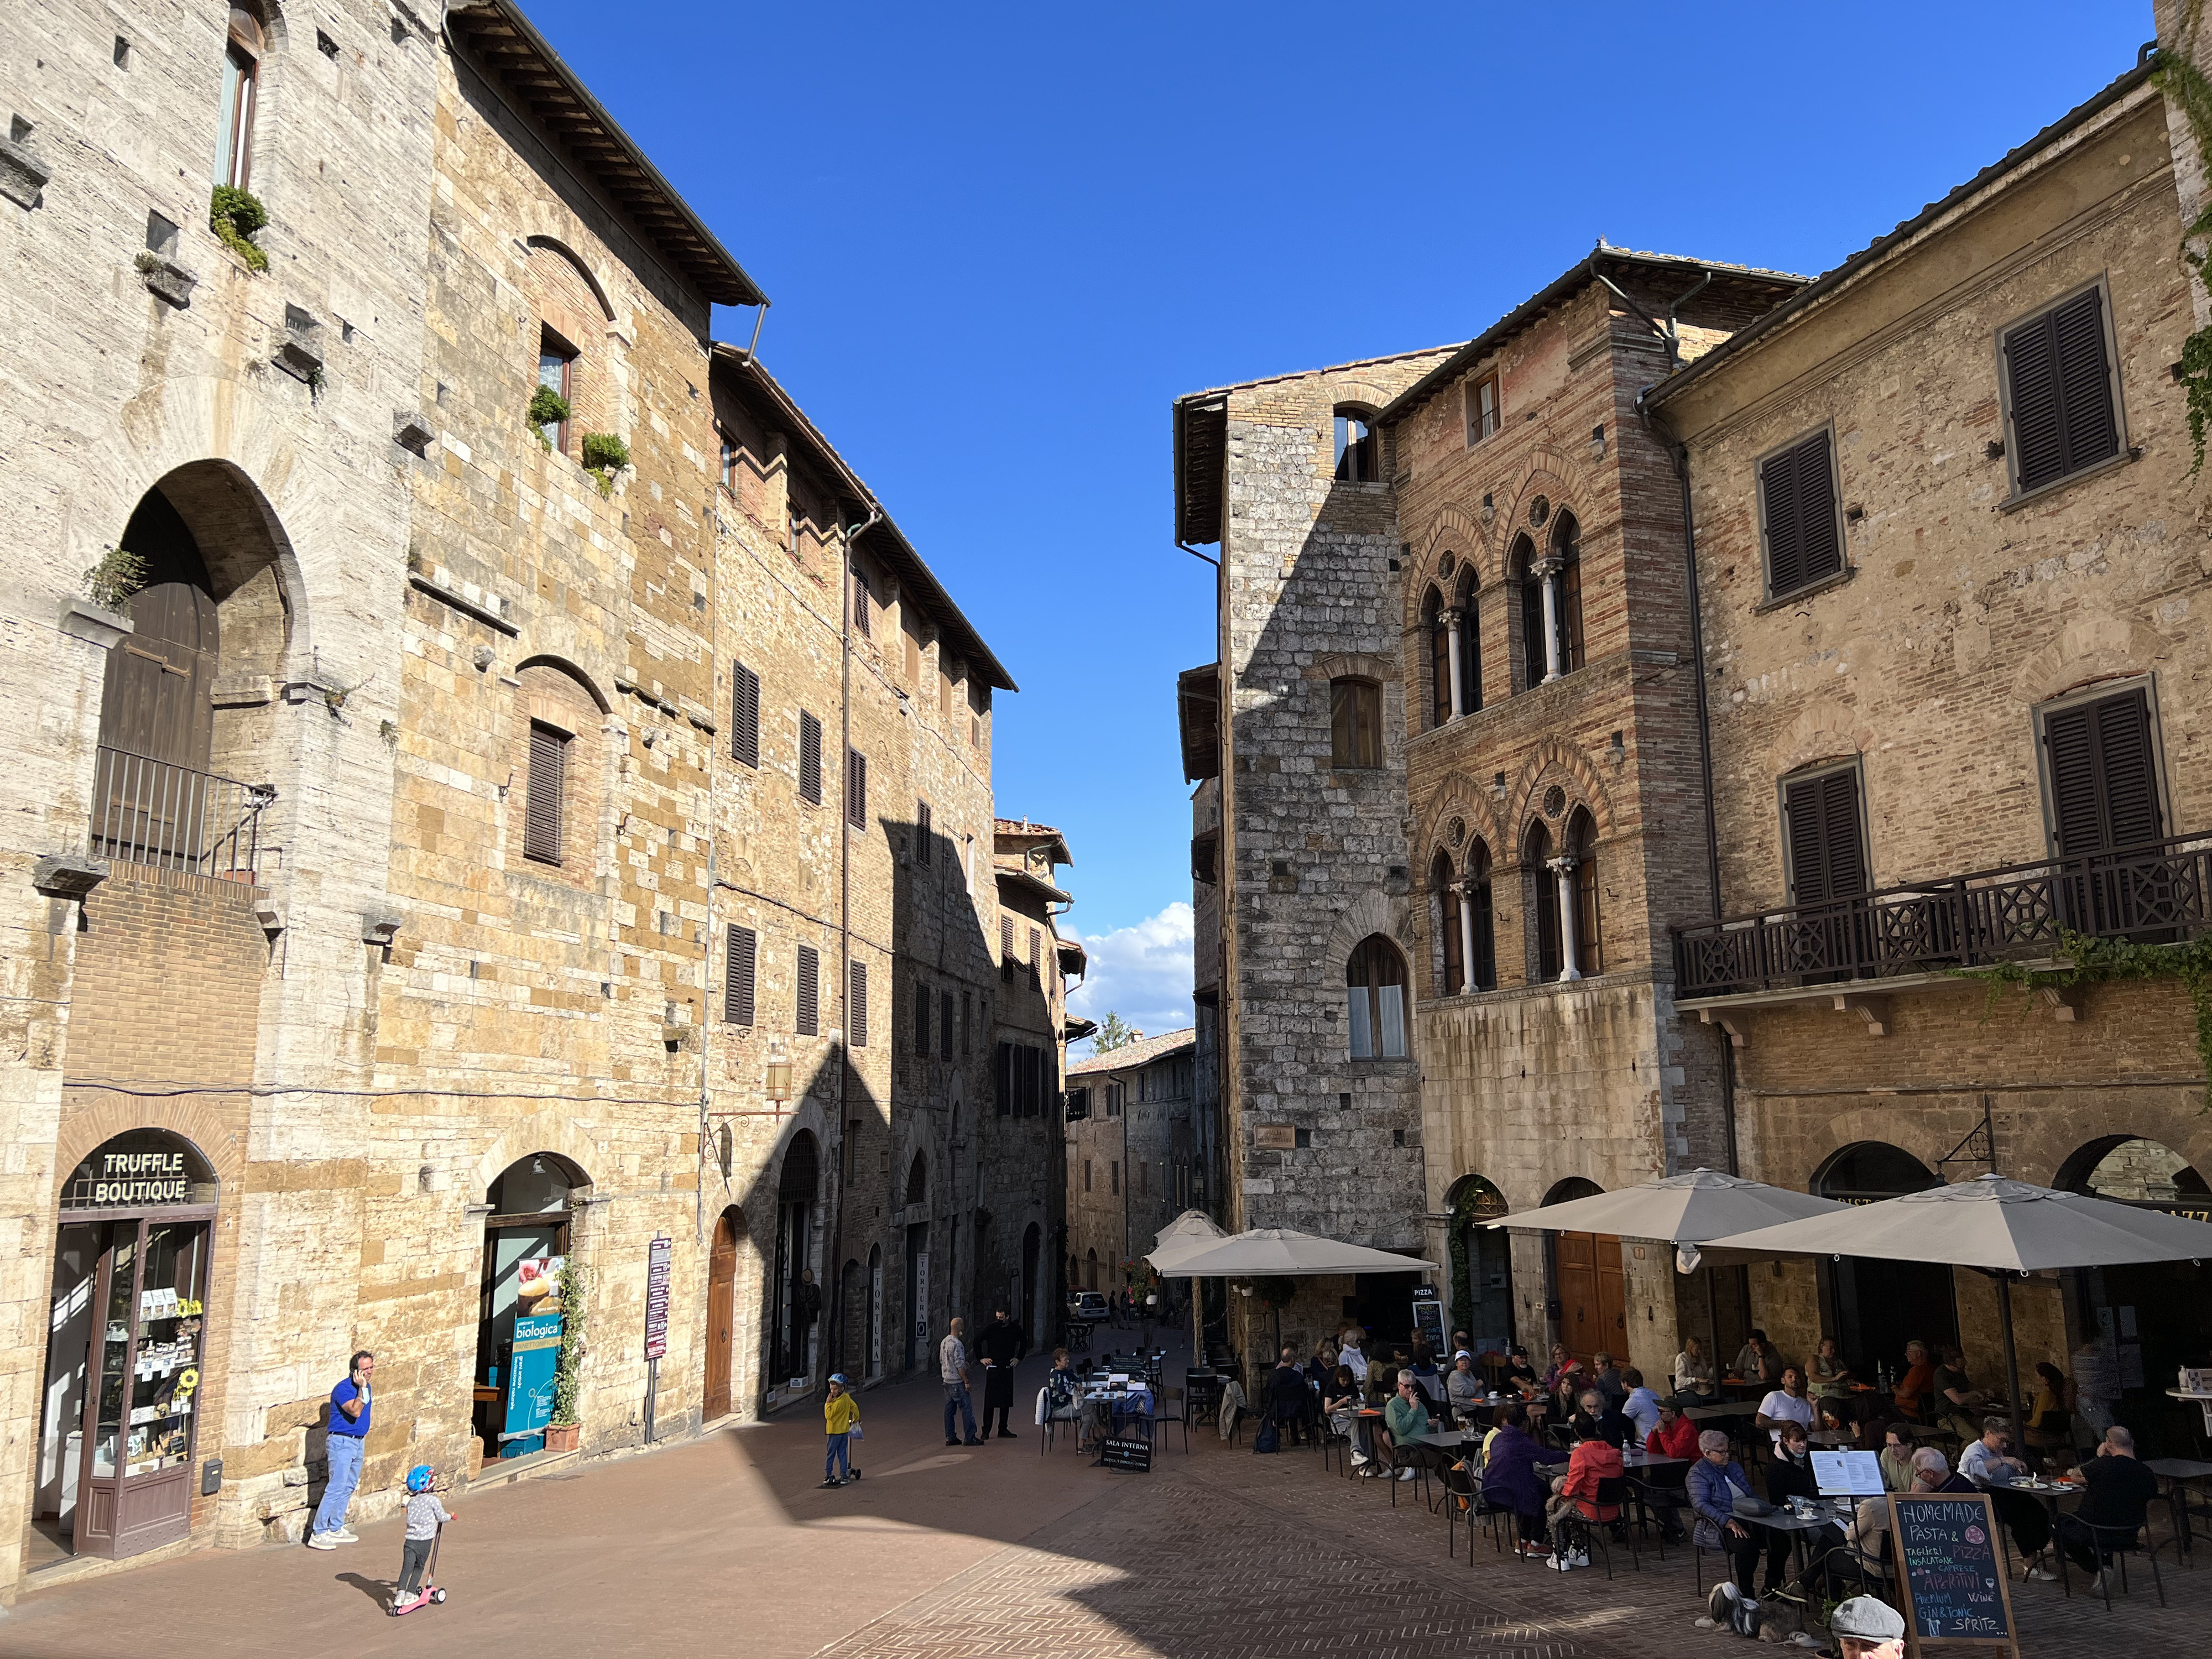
(504, 1313, 564, 1448)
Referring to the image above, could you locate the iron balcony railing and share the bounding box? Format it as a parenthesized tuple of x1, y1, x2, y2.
(1673, 831, 2212, 1000)
(88, 746, 273, 879)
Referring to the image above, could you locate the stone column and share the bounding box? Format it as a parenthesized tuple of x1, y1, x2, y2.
(1548, 855, 1582, 982)
(1536, 558, 1565, 682)
(1443, 607, 1465, 720)
(1457, 879, 1479, 990)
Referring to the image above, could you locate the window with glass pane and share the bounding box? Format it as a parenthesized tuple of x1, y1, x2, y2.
(537, 328, 575, 453)
(1330, 677, 1381, 768)
(216, 8, 262, 190)
(1346, 935, 1408, 1060)
(1334, 411, 1378, 482)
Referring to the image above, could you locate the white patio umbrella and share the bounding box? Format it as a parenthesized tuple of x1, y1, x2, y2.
(1145, 1209, 1228, 1357)
(1151, 1227, 1438, 1367)
(1484, 1167, 1848, 1261)
(1704, 1172, 2212, 1450)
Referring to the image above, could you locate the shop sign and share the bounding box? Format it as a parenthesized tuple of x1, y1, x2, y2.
(85, 1150, 190, 1208)
(504, 1312, 563, 1441)
(644, 1235, 672, 1360)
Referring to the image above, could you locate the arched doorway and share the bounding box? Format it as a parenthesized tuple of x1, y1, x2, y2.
(36, 1129, 218, 1560)
(1445, 1174, 1512, 1357)
(2057, 1136, 2212, 1452)
(703, 1207, 742, 1422)
(1812, 1142, 1953, 1379)
(903, 1154, 929, 1373)
(770, 1133, 820, 1390)
(1021, 1222, 1041, 1338)
(477, 1154, 586, 1462)
(1542, 1177, 1619, 1365)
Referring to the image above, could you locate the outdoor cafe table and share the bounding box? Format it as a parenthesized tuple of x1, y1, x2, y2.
(2002, 1475, 2083, 1597)
(1742, 1506, 1844, 1603)
(2143, 1457, 2212, 1560)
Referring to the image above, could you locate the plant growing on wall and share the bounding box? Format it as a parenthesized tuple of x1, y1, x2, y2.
(81, 546, 147, 613)
(580, 431, 629, 496)
(2159, 4, 2212, 472)
(550, 1260, 589, 1427)
(527, 385, 570, 451)
(208, 184, 269, 273)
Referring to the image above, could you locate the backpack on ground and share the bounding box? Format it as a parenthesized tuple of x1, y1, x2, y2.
(1252, 1417, 1280, 1454)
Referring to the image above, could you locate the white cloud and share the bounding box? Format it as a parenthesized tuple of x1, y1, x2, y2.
(1065, 902, 1193, 1057)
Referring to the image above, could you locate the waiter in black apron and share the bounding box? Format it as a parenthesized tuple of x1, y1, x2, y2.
(975, 1305, 1029, 1438)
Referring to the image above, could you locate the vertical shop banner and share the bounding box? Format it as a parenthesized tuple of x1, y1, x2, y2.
(645, 1235, 673, 1361)
(505, 1313, 564, 1443)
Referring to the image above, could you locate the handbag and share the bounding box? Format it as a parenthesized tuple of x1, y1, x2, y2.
(847, 1421, 864, 1442)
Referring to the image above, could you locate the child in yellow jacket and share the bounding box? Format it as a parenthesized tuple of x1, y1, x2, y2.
(822, 1373, 862, 1488)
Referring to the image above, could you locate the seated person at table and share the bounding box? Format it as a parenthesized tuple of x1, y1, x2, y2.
(1322, 1365, 1366, 1467)
(1572, 1387, 1632, 1449)
(1446, 1350, 1485, 1423)
(1689, 1429, 1787, 1599)
(1501, 1344, 1541, 1396)
(1479, 1402, 1552, 1557)
(1542, 1343, 1583, 1402)
(1547, 1408, 1625, 1547)
(1672, 1335, 1718, 1404)
(1647, 1400, 1699, 1460)
(2023, 1361, 2072, 1459)
(1932, 1347, 1986, 1440)
(1891, 1340, 1935, 1421)
(1732, 1329, 1783, 1387)
(1756, 1366, 1818, 1448)
(1809, 1337, 1856, 1424)
(1410, 1343, 1445, 1405)
(1877, 1422, 1917, 1493)
(1044, 1349, 1083, 1426)
(1338, 1326, 1370, 1386)
(1305, 1338, 1338, 1395)
(2054, 1425, 2160, 1589)
(1848, 1447, 1975, 1561)
(1763, 1420, 1846, 1596)
(1266, 1347, 1313, 1443)
(1378, 1369, 1433, 1481)
(1590, 1351, 1626, 1411)
(1620, 1368, 1661, 1445)
(1959, 1416, 2056, 1580)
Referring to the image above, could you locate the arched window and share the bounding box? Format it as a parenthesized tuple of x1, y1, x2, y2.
(1329, 676, 1381, 768)
(1457, 579, 1483, 716)
(1345, 935, 1407, 1059)
(1566, 807, 1601, 977)
(1334, 408, 1378, 482)
(1551, 513, 1585, 675)
(1431, 849, 1464, 995)
(216, 6, 263, 191)
(1466, 838, 1496, 992)
(1513, 534, 1544, 692)
(1423, 589, 1452, 731)
(1526, 821, 1562, 979)
(905, 1151, 928, 1209)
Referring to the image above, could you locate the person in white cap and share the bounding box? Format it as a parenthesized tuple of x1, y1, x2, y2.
(1446, 1349, 1484, 1424)
(1829, 1596, 1905, 1659)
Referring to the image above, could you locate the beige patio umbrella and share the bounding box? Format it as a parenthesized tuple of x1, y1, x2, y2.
(1150, 1227, 1438, 1366)
(1484, 1167, 1847, 1261)
(1704, 1172, 2212, 1451)
(1145, 1209, 1228, 1357)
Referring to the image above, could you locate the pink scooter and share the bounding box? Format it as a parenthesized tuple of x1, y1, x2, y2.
(388, 1520, 447, 1616)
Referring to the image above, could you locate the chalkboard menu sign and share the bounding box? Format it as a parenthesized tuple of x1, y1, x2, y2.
(1887, 1493, 2018, 1656)
(1100, 1434, 1153, 1473)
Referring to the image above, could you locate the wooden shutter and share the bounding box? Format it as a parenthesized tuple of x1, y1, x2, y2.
(796, 945, 820, 1035)
(846, 748, 866, 830)
(2005, 288, 2120, 494)
(2044, 689, 2162, 857)
(916, 800, 932, 864)
(1000, 915, 1015, 982)
(1520, 574, 1546, 689)
(799, 711, 822, 804)
(731, 663, 760, 768)
(940, 988, 953, 1056)
(995, 1041, 1012, 1116)
(1028, 926, 1041, 989)
(724, 926, 757, 1025)
(852, 569, 871, 637)
(1782, 768, 1866, 905)
(914, 982, 930, 1057)
(524, 723, 565, 864)
(1760, 431, 1840, 598)
(849, 960, 868, 1047)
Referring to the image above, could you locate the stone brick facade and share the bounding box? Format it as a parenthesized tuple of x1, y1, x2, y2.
(1065, 1029, 1199, 1291)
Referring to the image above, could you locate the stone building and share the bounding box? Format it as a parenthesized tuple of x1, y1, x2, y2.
(1064, 1027, 1199, 1294)
(0, 0, 1041, 1594)
(1642, 45, 2212, 1445)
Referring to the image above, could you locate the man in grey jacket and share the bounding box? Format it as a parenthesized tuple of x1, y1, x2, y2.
(940, 1317, 983, 1447)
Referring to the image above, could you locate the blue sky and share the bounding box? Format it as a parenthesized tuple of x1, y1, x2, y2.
(523, 0, 2153, 1038)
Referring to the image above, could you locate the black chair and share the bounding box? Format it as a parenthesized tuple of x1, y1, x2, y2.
(1629, 1466, 1691, 1558)
(1154, 1386, 1190, 1454)
(1442, 1458, 1482, 1559)
(2079, 1519, 2166, 1610)
(1404, 1441, 1455, 1512)
(1038, 1389, 1082, 1454)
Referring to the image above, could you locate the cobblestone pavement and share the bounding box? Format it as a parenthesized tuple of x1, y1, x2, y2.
(3, 1342, 2204, 1658)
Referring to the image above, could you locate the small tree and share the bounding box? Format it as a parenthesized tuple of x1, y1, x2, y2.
(549, 1260, 588, 1428)
(1093, 1011, 1136, 1052)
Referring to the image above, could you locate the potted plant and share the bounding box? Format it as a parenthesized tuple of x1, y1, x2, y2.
(579, 431, 630, 497)
(545, 1260, 587, 1452)
(527, 384, 571, 451)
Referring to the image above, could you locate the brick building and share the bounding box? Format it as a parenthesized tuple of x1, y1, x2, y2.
(0, 0, 1045, 1594)
(1064, 1028, 1200, 1294)
(1643, 46, 2212, 1444)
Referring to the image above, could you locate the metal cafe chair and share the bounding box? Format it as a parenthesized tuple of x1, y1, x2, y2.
(2080, 1518, 2166, 1610)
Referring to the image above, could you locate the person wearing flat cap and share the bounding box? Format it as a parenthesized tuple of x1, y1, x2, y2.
(1829, 1596, 1905, 1659)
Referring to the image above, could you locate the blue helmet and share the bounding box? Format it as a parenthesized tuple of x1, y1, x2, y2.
(406, 1464, 435, 1494)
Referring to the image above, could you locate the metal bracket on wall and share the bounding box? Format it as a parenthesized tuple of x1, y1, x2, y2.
(1938, 1101, 1998, 1180)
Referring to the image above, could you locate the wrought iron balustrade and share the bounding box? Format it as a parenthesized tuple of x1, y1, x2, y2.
(1673, 831, 2212, 999)
(88, 747, 273, 878)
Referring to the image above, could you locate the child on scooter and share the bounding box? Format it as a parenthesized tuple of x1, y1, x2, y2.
(393, 1465, 453, 1613)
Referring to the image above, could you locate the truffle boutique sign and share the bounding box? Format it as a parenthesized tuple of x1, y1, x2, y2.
(87, 1150, 191, 1208)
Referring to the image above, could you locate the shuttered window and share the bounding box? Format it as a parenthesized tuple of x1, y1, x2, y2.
(2043, 687, 2163, 857)
(961, 989, 971, 1054)
(995, 1040, 1012, 1116)
(940, 988, 954, 1056)
(798, 711, 822, 805)
(1028, 926, 1042, 990)
(914, 981, 930, 1057)
(916, 800, 932, 865)
(1782, 766, 1867, 905)
(796, 945, 820, 1035)
(1000, 916, 1015, 983)
(524, 723, 567, 865)
(2004, 286, 2121, 497)
(852, 568, 872, 637)
(846, 748, 867, 830)
(731, 662, 760, 768)
(849, 959, 868, 1047)
(724, 925, 757, 1025)
(1518, 556, 1546, 691)
(1329, 677, 1381, 768)
(1758, 431, 1844, 599)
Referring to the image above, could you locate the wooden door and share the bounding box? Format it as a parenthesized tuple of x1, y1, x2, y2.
(704, 1212, 737, 1421)
(98, 583, 216, 768)
(1554, 1232, 1625, 1369)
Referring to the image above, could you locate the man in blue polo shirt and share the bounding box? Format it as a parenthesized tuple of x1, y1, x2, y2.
(306, 1350, 374, 1550)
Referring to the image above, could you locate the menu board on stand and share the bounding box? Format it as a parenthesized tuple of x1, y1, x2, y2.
(1886, 1493, 2019, 1658)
